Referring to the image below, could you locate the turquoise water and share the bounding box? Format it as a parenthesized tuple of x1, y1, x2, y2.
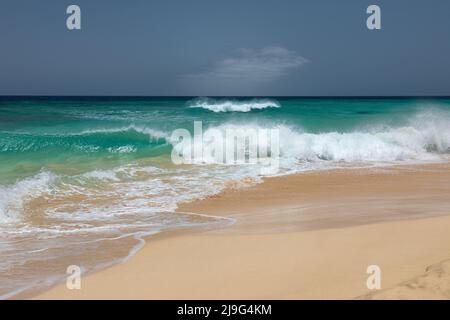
(2, 97, 450, 182)
(1, 96, 450, 297)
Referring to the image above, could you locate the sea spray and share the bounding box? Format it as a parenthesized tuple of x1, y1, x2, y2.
(188, 97, 280, 112)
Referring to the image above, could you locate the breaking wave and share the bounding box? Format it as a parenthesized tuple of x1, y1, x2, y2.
(188, 98, 280, 112)
(197, 109, 450, 165)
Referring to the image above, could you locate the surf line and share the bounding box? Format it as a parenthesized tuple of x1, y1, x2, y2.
(176, 211, 236, 225)
(118, 211, 235, 264)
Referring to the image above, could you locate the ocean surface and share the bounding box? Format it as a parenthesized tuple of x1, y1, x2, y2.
(1, 96, 450, 297)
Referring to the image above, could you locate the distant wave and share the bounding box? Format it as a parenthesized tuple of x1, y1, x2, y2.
(188, 98, 280, 112)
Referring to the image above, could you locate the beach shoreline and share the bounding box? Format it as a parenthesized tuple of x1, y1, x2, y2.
(33, 162, 450, 299)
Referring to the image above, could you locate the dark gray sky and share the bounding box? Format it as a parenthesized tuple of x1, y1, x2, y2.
(1, 0, 449, 96)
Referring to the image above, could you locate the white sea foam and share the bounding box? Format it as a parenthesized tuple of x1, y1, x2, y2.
(107, 145, 137, 153)
(189, 98, 280, 112)
(0, 164, 254, 225)
(81, 169, 121, 182)
(197, 109, 450, 166)
(278, 127, 448, 162)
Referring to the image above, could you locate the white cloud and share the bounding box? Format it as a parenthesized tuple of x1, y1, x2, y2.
(180, 46, 308, 95)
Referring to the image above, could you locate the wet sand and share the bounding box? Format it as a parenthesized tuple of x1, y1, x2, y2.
(35, 163, 450, 299)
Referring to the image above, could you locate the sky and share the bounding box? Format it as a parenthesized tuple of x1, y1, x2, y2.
(0, 0, 449, 96)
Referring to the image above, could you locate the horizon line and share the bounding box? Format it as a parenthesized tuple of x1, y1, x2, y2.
(1, 95, 450, 99)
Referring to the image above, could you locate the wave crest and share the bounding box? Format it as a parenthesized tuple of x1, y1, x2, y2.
(197, 109, 450, 165)
(188, 98, 280, 112)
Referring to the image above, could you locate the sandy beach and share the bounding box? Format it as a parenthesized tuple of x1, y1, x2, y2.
(35, 163, 450, 299)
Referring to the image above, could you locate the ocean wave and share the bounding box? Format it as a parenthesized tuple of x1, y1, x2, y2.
(279, 126, 448, 162)
(195, 109, 450, 165)
(0, 126, 170, 153)
(75, 126, 169, 140)
(188, 98, 280, 112)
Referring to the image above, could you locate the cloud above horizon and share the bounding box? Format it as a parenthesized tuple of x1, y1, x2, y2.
(180, 46, 308, 95)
